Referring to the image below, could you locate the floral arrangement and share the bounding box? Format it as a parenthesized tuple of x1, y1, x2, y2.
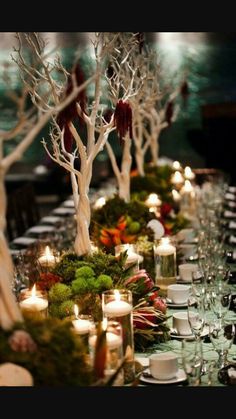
(0, 314, 93, 386)
(90, 195, 155, 251)
(37, 251, 169, 351)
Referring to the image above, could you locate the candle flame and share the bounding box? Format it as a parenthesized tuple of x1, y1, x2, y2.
(161, 237, 170, 246)
(45, 245, 52, 258)
(31, 284, 36, 298)
(173, 161, 181, 170)
(74, 304, 79, 318)
(94, 197, 106, 209)
(172, 189, 180, 201)
(114, 289, 121, 302)
(102, 318, 108, 331)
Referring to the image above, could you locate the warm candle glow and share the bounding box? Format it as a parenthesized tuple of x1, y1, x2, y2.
(155, 237, 176, 256)
(102, 318, 108, 331)
(184, 166, 195, 180)
(172, 189, 181, 202)
(38, 246, 57, 267)
(114, 290, 121, 302)
(145, 193, 162, 208)
(171, 171, 184, 185)
(74, 304, 79, 318)
(31, 284, 36, 298)
(173, 161, 181, 170)
(181, 180, 194, 194)
(94, 197, 106, 209)
(19, 284, 48, 313)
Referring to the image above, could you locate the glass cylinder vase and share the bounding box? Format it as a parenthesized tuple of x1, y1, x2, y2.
(154, 237, 177, 296)
(102, 289, 135, 384)
(89, 320, 124, 386)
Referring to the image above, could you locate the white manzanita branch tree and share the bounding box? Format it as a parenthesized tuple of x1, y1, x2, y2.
(0, 33, 94, 330)
(42, 33, 140, 255)
(105, 33, 145, 202)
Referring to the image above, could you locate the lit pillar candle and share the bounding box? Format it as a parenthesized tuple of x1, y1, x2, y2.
(184, 166, 195, 180)
(19, 284, 48, 315)
(72, 304, 92, 335)
(171, 171, 184, 190)
(145, 193, 162, 208)
(154, 237, 176, 295)
(38, 246, 58, 268)
(94, 197, 106, 209)
(172, 161, 182, 171)
(102, 289, 134, 384)
(172, 189, 181, 202)
(115, 244, 143, 269)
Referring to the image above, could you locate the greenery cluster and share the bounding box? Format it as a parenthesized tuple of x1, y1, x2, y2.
(0, 315, 92, 386)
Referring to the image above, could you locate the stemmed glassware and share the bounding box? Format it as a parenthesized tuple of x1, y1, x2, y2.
(209, 319, 235, 368)
(181, 339, 203, 386)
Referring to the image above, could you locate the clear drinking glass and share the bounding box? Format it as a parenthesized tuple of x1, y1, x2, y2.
(181, 339, 203, 386)
(209, 319, 235, 368)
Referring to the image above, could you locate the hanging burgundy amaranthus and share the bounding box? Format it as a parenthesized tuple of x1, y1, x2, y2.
(165, 100, 174, 125)
(114, 100, 133, 143)
(57, 63, 87, 152)
(180, 80, 190, 108)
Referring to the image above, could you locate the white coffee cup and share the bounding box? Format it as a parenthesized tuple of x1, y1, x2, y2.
(167, 284, 190, 304)
(179, 263, 198, 282)
(149, 352, 178, 380)
(179, 244, 196, 259)
(173, 311, 196, 336)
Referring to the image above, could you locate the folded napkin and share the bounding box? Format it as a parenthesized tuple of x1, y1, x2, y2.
(228, 186, 236, 193)
(228, 201, 236, 209)
(229, 235, 236, 244)
(224, 210, 236, 218)
(229, 221, 236, 229)
(225, 193, 236, 201)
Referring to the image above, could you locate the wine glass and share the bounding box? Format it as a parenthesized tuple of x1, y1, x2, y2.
(181, 339, 203, 386)
(209, 319, 235, 369)
(187, 294, 205, 340)
(209, 283, 232, 320)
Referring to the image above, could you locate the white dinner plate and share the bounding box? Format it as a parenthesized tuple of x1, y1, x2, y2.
(12, 237, 37, 246)
(26, 226, 55, 234)
(61, 200, 75, 208)
(170, 326, 209, 340)
(140, 368, 186, 385)
(40, 216, 62, 224)
(52, 207, 75, 215)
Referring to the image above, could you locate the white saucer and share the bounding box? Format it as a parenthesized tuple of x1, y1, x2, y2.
(12, 237, 37, 246)
(26, 226, 55, 235)
(52, 207, 75, 215)
(167, 302, 188, 308)
(170, 326, 209, 340)
(140, 368, 186, 385)
(40, 216, 62, 224)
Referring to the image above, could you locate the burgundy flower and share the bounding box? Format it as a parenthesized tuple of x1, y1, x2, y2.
(133, 311, 157, 330)
(57, 63, 87, 152)
(153, 297, 167, 314)
(114, 100, 133, 142)
(147, 290, 159, 302)
(37, 272, 62, 291)
(8, 330, 37, 353)
(161, 203, 173, 218)
(165, 101, 174, 125)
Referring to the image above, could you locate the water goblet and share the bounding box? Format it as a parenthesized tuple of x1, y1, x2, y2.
(209, 319, 235, 369)
(181, 339, 203, 386)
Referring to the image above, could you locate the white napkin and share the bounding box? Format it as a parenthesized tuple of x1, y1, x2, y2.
(147, 220, 164, 239)
(13, 237, 37, 246)
(26, 225, 55, 234)
(52, 207, 75, 215)
(225, 193, 235, 201)
(229, 235, 236, 244)
(40, 216, 61, 224)
(228, 201, 236, 208)
(224, 211, 236, 218)
(228, 186, 236, 193)
(229, 221, 236, 229)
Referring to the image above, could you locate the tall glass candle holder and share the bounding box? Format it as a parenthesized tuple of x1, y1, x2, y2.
(115, 244, 143, 272)
(89, 320, 124, 386)
(19, 284, 48, 318)
(102, 289, 135, 384)
(72, 304, 93, 354)
(154, 237, 177, 296)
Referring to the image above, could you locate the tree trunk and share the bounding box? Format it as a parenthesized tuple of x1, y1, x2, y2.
(150, 130, 160, 167)
(74, 190, 91, 256)
(0, 170, 23, 329)
(118, 137, 132, 203)
(135, 147, 145, 177)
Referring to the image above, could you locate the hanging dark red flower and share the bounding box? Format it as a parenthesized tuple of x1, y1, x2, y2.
(135, 32, 144, 53)
(57, 63, 87, 152)
(180, 80, 190, 108)
(160, 203, 173, 218)
(165, 101, 174, 125)
(114, 100, 133, 142)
